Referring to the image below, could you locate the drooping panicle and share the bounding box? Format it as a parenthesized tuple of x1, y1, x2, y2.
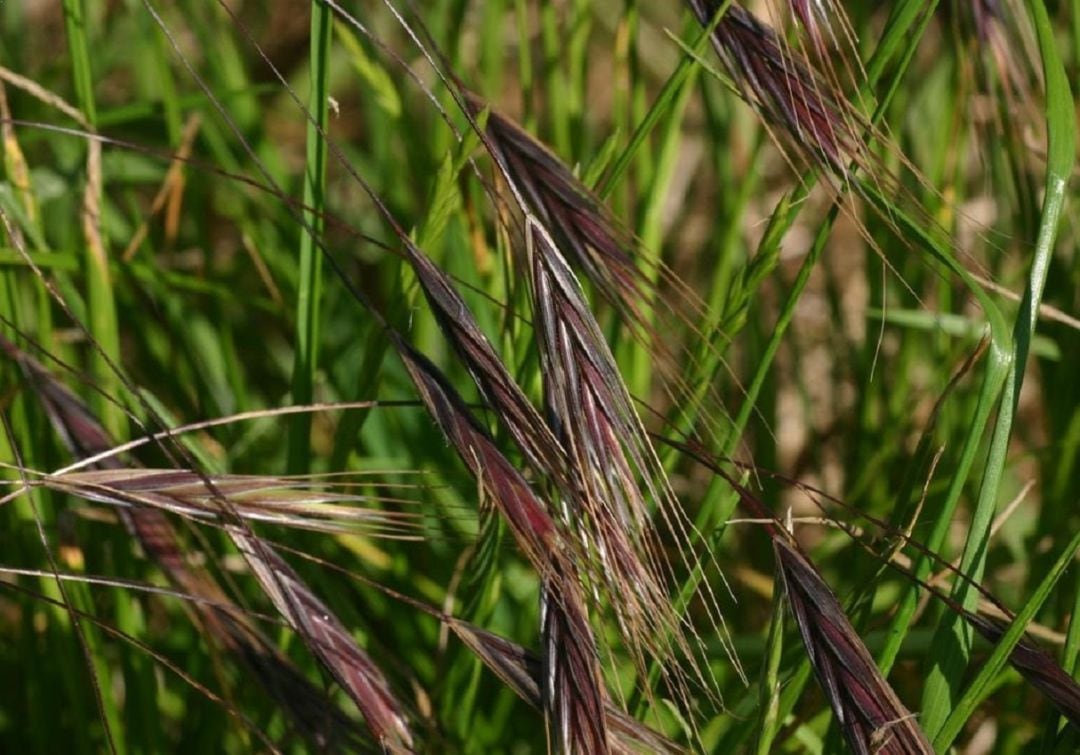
(523, 220, 703, 676)
(458, 87, 730, 708)
(388, 250, 659, 745)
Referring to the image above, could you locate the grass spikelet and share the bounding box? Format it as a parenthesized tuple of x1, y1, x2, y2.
(452, 83, 733, 711)
(230, 534, 415, 753)
(1, 336, 367, 750)
(1, 334, 410, 752)
(773, 538, 933, 754)
(395, 339, 557, 560)
(738, 462, 1080, 742)
(686, 1, 861, 173)
(671, 441, 931, 752)
(522, 220, 723, 689)
(541, 575, 610, 754)
(400, 239, 567, 487)
(43, 467, 423, 538)
(394, 337, 610, 752)
(401, 231, 688, 682)
(963, 612, 1080, 730)
(447, 619, 684, 754)
(462, 91, 646, 323)
(458, 89, 737, 418)
(817, 489, 1080, 735)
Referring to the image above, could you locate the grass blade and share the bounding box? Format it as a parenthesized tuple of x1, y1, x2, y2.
(287, 0, 332, 473)
(919, 0, 1076, 736)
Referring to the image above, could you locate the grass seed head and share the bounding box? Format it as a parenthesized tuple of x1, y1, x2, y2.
(774, 539, 932, 754)
(688, 1, 859, 172)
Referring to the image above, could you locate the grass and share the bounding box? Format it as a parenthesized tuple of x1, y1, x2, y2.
(1, 0, 1079, 752)
(287, 0, 332, 475)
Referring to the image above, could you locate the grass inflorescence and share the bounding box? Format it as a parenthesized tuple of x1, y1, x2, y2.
(0, 1, 1078, 752)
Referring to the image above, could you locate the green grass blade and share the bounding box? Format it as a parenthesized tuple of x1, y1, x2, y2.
(934, 527, 1080, 750)
(287, 0, 332, 474)
(596, 1, 732, 200)
(919, 0, 1075, 736)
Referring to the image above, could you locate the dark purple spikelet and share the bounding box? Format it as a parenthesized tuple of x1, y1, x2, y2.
(524, 221, 658, 537)
(542, 574, 611, 754)
(752, 460, 1080, 736)
(400, 219, 692, 672)
(400, 238, 570, 491)
(458, 87, 722, 700)
(675, 449, 931, 753)
(393, 338, 610, 752)
(394, 338, 559, 559)
(774, 539, 933, 754)
(401, 236, 673, 671)
(525, 222, 692, 654)
(447, 619, 684, 754)
(230, 534, 415, 753)
(460, 91, 721, 403)
(1, 335, 372, 752)
(964, 613, 1080, 730)
(463, 91, 646, 322)
(402, 235, 672, 701)
(686, 1, 859, 172)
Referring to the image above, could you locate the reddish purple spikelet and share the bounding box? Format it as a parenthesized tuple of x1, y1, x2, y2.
(524, 221, 654, 536)
(231, 534, 415, 752)
(448, 619, 684, 754)
(396, 337, 558, 555)
(775, 539, 933, 754)
(396, 234, 701, 744)
(458, 88, 726, 708)
(1, 335, 373, 751)
(394, 338, 610, 752)
(675, 446, 931, 753)
(464, 92, 645, 321)
(966, 614, 1080, 729)
(1, 335, 412, 752)
(542, 575, 611, 754)
(687, 1, 857, 170)
(400, 239, 569, 490)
